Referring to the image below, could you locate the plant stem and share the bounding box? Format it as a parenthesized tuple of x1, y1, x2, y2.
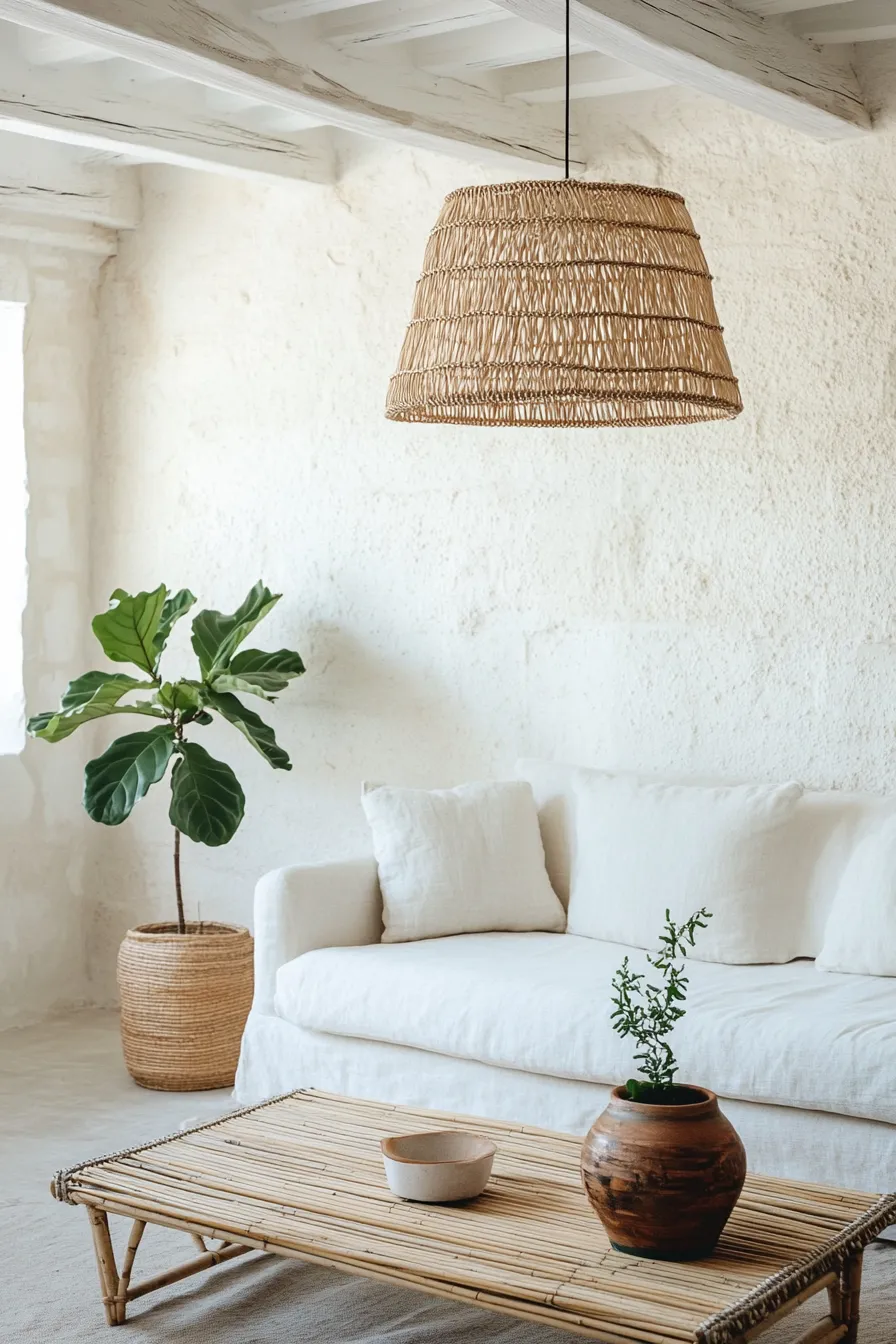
(174, 826, 185, 935)
(173, 715, 185, 933)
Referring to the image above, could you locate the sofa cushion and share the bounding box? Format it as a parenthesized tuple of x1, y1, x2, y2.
(518, 757, 892, 956)
(274, 932, 896, 1125)
(817, 810, 896, 977)
(569, 774, 803, 963)
(361, 780, 565, 943)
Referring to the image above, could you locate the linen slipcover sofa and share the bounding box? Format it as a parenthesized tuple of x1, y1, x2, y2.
(235, 759, 896, 1198)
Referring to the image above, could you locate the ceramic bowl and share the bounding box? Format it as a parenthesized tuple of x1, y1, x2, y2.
(380, 1130, 497, 1203)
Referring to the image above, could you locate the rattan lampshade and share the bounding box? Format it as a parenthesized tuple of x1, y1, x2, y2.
(385, 180, 742, 428)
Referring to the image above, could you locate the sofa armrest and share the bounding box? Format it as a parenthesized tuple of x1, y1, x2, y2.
(252, 857, 382, 1014)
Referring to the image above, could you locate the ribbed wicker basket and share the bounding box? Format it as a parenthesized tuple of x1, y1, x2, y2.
(385, 180, 742, 427)
(117, 922, 253, 1092)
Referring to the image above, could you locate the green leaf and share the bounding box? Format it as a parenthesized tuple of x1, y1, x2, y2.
(28, 672, 163, 743)
(157, 680, 203, 714)
(26, 711, 54, 735)
(60, 671, 149, 712)
(92, 586, 168, 675)
(210, 674, 275, 702)
(153, 589, 196, 662)
(191, 582, 280, 679)
(83, 725, 175, 826)
(219, 647, 305, 696)
(169, 741, 245, 846)
(205, 689, 292, 771)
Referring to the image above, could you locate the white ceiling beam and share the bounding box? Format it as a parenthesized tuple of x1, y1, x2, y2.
(323, 1, 501, 48)
(742, 0, 846, 14)
(0, 0, 575, 169)
(490, 0, 869, 138)
(255, 0, 379, 21)
(791, 2, 896, 45)
(0, 134, 139, 227)
(0, 208, 118, 253)
(231, 102, 329, 132)
(0, 51, 335, 183)
(499, 51, 671, 101)
(15, 27, 114, 58)
(196, 80, 327, 128)
(411, 18, 590, 72)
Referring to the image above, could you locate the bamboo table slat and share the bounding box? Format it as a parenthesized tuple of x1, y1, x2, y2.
(52, 1089, 896, 1341)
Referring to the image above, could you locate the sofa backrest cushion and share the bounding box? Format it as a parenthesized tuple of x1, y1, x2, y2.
(568, 773, 803, 963)
(517, 758, 890, 959)
(362, 780, 566, 943)
(817, 808, 896, 977)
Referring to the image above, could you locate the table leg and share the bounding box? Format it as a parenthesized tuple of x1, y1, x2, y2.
(838, 1252, 863, 1344)
(83, 1205, 257, 1326)
(112, 1220, 146, 1325)
(87, 1208, 121, 1327)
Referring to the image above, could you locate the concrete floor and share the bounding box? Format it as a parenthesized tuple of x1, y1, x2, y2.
(0, 1008, 229, 1172)
(0, 1011, 235, 1340)
(2, 1011, 894, 1344)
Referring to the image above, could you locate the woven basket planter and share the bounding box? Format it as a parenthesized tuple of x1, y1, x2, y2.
(117, 922, 253, 1092)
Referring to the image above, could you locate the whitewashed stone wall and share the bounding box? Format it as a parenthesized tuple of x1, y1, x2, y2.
(0, 241, 101, 1027)
(80, 52, 896, 998)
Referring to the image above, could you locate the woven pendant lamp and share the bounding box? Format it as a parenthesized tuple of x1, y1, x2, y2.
(385, 7, 741, 428)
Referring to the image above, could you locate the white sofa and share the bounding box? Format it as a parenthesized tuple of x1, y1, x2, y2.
(235, 760, 896, 1198)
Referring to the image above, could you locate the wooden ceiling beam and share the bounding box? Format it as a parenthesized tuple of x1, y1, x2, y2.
(0, 46, 335, 182)
(321, 1, 501, 48)
(255, 0, 379, 20)
(411, 17, 588, 73)
(742, 0, 839, 15)
(0, 0, 576, 169)
(499, 51, 671, 102)
(0, 134, 139, 227)
(491, 0, 870, 138)
(791, 2, 896, 46)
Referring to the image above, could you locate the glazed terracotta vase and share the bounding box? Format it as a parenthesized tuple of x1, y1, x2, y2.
(581, 1085, 746, 1261)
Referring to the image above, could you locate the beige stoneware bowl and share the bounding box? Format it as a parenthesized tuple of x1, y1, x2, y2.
(380, 1130, 497, 1203)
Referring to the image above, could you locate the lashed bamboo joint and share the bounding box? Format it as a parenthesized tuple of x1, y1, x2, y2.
(52, 1091, 893, 1337)
(385, 181, 743, 428)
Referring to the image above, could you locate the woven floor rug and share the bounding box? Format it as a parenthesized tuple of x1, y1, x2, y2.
(2, 1012, 894, 1343)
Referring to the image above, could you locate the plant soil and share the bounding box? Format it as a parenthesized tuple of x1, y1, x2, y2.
(625, 1084, 708, 1106)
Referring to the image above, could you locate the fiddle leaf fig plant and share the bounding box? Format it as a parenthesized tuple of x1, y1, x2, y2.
(27, 582, 304, 934)
(610, 907, 712, 1103)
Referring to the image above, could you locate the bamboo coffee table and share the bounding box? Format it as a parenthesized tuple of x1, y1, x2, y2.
(52, 1090, 895, 1342)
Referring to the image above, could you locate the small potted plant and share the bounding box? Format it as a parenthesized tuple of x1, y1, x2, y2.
(28, 581, 304, 1092)
(581, 909, 746, 1260)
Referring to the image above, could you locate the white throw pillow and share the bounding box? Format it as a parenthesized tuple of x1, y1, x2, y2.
(361, 781, 566, 944)
(569, 774, 804, 963)
(817, 812, 896, 977)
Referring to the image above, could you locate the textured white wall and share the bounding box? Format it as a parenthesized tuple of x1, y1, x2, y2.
(0, 242, 101, 1026)
(88, 59, 896, 998)
(0, 300, 26, 755)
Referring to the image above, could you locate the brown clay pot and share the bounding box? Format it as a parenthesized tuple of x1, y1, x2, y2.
(581, 1084, 746, 1261)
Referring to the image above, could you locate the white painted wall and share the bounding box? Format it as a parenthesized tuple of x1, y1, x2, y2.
(0, 299, 26, 756)
(83, 51, 896, 999)
(0, 239, 101, 1027)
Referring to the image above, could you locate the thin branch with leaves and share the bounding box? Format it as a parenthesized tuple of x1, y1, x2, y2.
(610, 907, 712, 1102)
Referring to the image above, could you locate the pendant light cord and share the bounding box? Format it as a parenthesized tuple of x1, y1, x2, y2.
(564, 0, 570, 179)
